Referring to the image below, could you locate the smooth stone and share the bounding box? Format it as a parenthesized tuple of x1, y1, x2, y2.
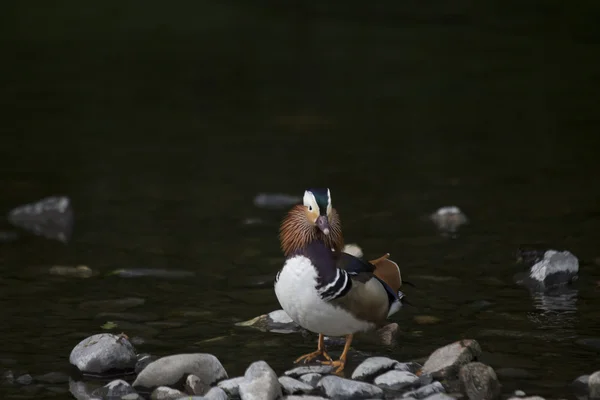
(239, 361, 282, 400)
(572, 375, 589, 393)
(352, 356, 400, 381)
(430, 206, 468, 233)
(91, 379, 137, 398)
(80, 297, 146, 311)
(317, 375, 384, 399)
(590, 370, 600, 399)
(16, 374, 33, 385)
(375, 322, 400, 346)
(421, 340, 481, 379)
(236, 309, 301, 334)
(34, 372, 70, 384)
(459, 362, 501, 400)
(133, 354, 227, 391)
(279, 376, 314, 395)
(217, 376, 245, 397)
(203, 387, 228, 400)
(186, 374, 210, 395)
(68, 379, 97, 400)
(374, 370, 419, 391)
(514, 390, 527, 397)
(402, 381, 445, 399)
(396, 362, 422, 374)
(299, 373, 322, 387)
(151, 386, 185, 400)
(70, 333, 137, 374)
(285, 365, 334, 378)
(135, 354, 158, 374)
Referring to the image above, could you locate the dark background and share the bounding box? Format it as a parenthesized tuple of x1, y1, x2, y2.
(2, 1, 600, 399)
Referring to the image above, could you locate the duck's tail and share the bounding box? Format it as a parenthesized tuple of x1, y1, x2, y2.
(370, 253, 402, 294)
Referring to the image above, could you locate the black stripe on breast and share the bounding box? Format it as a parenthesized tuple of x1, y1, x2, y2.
(317, 269, 352, 301)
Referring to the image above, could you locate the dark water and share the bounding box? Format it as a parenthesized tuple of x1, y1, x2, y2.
(2, 1, 600, 398)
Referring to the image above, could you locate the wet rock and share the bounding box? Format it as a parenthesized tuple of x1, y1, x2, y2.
(284, 365, 334, 378)
(430, 206, 468, 234)
(185, 374, 210, 395)
(69, 333, 137, 374)
(151, 386, 185, 400)
(590, 370, 600, 399)
(571, 374, 589, 394)
(513, 390, 526, 397)
(7, 196, 73, 242)
(279, 376, 314, 395)
(317, 375, 384, 399)
(396, 362, 423, 374)
(203, 387, 228, 400)
(135, 354, 158, 374)
(92, 379, 137, 399)
(284, 396, 328, 400)
(122, 394, 143, 400)
(49, 265, 93, 278)
(236, 309, 301, 334)
(418, 373, 434, 386)
(421, 340, 482, 379)
(133, 353, 227, 391)
(16, 374, 33, 385)
(299, 373, 322, 387)
(459, 362, 501, 400)
(375, 323, 400, 346)
(34, 371, 69, 384)
(68, 378, 96, 400)
(239, 361, 282, 400)
(351, 356, 400, 381)
(516, 249, 579, 290)
(254, 193, 301, 209)
(402, 381, 445, 399)
(217, 376, 245, 397)
(80, 297, 146, 311)
(374, 370, 419, 391)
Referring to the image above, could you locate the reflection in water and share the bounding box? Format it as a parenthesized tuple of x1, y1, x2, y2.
(527, 288, 579, 338)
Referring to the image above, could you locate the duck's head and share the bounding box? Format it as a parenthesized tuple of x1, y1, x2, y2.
(302, 188, 332, 235)
(280, 188, 343, 257)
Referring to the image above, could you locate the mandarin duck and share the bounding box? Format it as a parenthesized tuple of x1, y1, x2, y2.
(274, 188, 406, 373)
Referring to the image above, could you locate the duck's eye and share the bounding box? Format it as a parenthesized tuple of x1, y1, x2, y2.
(308, 206, 313, 211)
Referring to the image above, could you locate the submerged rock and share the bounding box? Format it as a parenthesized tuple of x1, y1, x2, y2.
(239, 361, 282, 400)
(16, 374, 33, 385)
(49, 265, 93, 278)
(91, 379, 137, 399)
(430, 206, 468, 234)
(133, 354, 227, 391)
(7, 196, 73, 242)
(515, 249, 579, 290)
(317, 375, 384, 399)
(421, 340, 481, 379)
(69, 333, 137, 374)
(351, 357, 400, 381)
(236, 309, 301, 334)
(34, 372, 69, 384)
(459, 362, 501, 400)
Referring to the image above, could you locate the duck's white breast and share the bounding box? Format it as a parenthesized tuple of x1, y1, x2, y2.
(274, 255, 374, 337)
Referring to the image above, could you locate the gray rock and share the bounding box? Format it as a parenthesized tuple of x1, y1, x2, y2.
(421, 340, 481, 379)
(352, 356, 400, 381)
(236, 309, 301, 334)
(34, 372, 70, 384)
(203, 387, 228, 400)
(68, 378, 97, 400)
(135, 354, 158, 374)
(526, 250, 579, 288)
(513, 390, 526, 397)
(122, 394, 143, 400)
(572, 374, 589, 394)
(317, 375, 384, 399)
(16, 374, 33, 385)
(279, 376, 314, 395)
(285, 365, 334, 378)
(430, 206, 468, 233)
(69, 333, 137, 374)
(506, 397, 544, 400)
(133, 353, 227, 391)
(7, 196, 73, 243)
(151, 386, 186, 400)
(425, 394, 456, 400)
(459, 362, 500, 400)
(91, 379, 137, 399)
(402, 381, 445, 399)
(2, 370, 14, 384)
(590, 371, 600, 399)
(217, 376, 245, 397)
(186, 374, 210, 395)
(374, 370, 419, 391)
(284, 396, 328, 400)
(396, 362, 423, 374)
(299, 373, 322, 387)
(239, 361, 282, 400)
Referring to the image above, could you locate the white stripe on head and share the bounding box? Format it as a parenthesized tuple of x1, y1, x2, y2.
(326, 188, 332, 216)
(303, 190, 320, 213)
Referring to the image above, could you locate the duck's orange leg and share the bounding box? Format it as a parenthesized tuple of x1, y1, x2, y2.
(319, 334, 353, 374)
(294, 334, 333, 364)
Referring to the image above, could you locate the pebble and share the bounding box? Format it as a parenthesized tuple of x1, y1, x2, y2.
(514, 390, 527, 397)
(299, 373, 322, 387)
(317, 375, 384, 399)
(69, 333, 138, 374)
(133, 353, 228, 391)
(373, 370, 419, 391)
(91, 379, 137, 399)
(151, 386, 185, 400)
(278, 376, 314, 395)
(239, 361, 282, 400)
(459, 362, 501, 400)
(421, 339, 481, 379)
(351, 357, 400, 381)
(16, 374, 33, 385)
(217, 376, 245, 397)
